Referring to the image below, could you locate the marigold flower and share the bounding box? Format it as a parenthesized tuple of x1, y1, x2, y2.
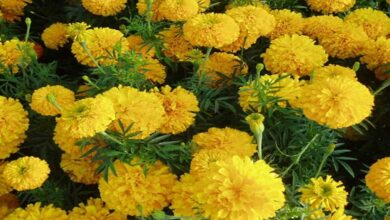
(303, 15, 344, 40)
(169, 174, 200, 217)
(305, 0, 355, 14)
(318, 23, 371, 59)
(0, 162, 12, 196)
(0, 0, 32, 22)
(159, 25, 193, 60)
(361, 37, 390, 71)
(0, 193, 19, 219)
(225, 0, 270, 10)
(4, 203, 68, 220)
(327, 209, 354, 220)
(98, 160, 177, 216)
(192, 127, 256, 157)
(345, 8, 390, 40)
(268, 9, 304, 40)
(2, 156, 50, 191)
(365, 157, 390, 203)
(262, 34, 328, 77)
(101, 86, 166, 139)
(137, 0, 165, 21)
(196, 156, 285, 220)
(56, 97, 116, 139)
(127, 35, 156, 58)
(0, 39, 35, 74)
(299, 175, 348, 212)
(30, 85, 75, 116)
(0, 96, 29, 159)
(140, 58, 166, 84)
(69, 197, 127, 220)
(183, 13, 240, 48)
(190, 149, 230, 178)
(67, 22, 91, 40)
(81, 0, 127, 16)
(60, 152, 101, 185)
(298, 76, 374, 129)
(219, 6, 275, 52)
(155, 85, 199, 134)
(238, 74, 304, 111)
(71, 28, 129, 67)
(200, 52, 248, 86)
(159, 0, 199, 21)
(41, 23, 69, 50)
(312, 65, 356, 81)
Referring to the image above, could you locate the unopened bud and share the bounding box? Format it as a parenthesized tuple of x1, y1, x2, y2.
(245, 113, 265, 137)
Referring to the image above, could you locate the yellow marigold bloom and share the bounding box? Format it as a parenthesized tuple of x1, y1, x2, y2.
(190, 149, 230, 178)
(313, 64, 357, 81)
(140, 58, 166, 84)
(183, 13, 240, 48)
(69, 198, 127, 220)
(268, 9, 304, 40)
(159, 25, 193, 60)
(298, 76, 374, 129)
(197, 156, 285, 220)
(0, 193, 19, 219)
(305, 0, 355, 14)
(159, 0, 199, 21)
(98, 160, 177, 216)
(200, 52, 248, 86)
(81, 0, 127, 16)
(60, 152, 101, 185)
(2, 156, 50, 191)
(56, 97, 115, 139)
(0, 0, 31, 22)
(219, 6, 275, 52)
(303, 15, 344, 40)
(71, 28, 129, 67)
(365, 157, 390, 203)
(127, 35, 156, 58)
(101, 86, 166, 139)
(67, 22, 91, 40)
(170, 173, 201, 217)
(4, 203, 68, 220)
(300, 176, 348, 212)
(30, 85, 75, 116)
(41, 23, 69, 50)
(0, 39, 34, 74)
(345, 8, 390, 40)
(262, 34, 328, 77)
(361, 37, 390, 71)
(155, 85, 199, 134)
(318, 23, 371, 59)
(0, 96, 29, 159)
(239, 74, 304, 111)
(0, 162, 12, 196)
(226, 0, 270, 10)
(327, 209, 354, 220)
(192, 127, 256, 157)
(137, 0, 165, 21)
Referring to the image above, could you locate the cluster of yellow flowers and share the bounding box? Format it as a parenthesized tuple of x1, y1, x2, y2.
(1, 0, 390, 219)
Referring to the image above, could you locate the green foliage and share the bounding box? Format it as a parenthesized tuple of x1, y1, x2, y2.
(349, 185, 390, 219)
(80, 122, 192, 181)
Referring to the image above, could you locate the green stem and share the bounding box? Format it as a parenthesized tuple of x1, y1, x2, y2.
(47, 93, 63, 112)
(24, 18, 31, 42)
(281, 134, 319, 177)
(315, 151, 331, 178)
(99, 131, 123, 145)
(256, 133, 263, 160)
(197, 47, 212, 85)
(80, 41, 107, 75)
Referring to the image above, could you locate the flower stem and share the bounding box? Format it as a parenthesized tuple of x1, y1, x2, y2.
(281, 134, 319, 177)
(80, 41, 107, 75)
(47, 94, 63, 112)
(256, 133, 263, 160)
